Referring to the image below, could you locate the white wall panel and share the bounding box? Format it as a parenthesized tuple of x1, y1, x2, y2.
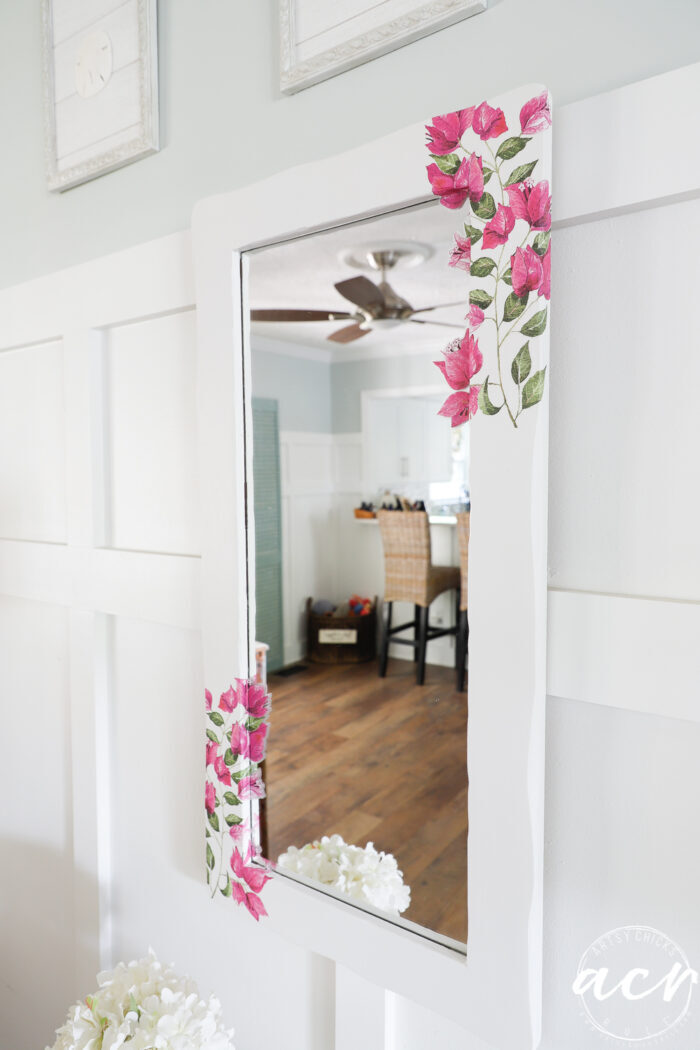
(549, 197, 700, 602)
(0, 341, 67, 542)
(108, 613, 334, 1050)
(0, 595, 76, 1050)
(106, 310, 199, 555)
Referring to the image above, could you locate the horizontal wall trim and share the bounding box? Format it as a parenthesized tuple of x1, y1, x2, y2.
(547, 588, 700, 724)
(0, 540, 200, 630)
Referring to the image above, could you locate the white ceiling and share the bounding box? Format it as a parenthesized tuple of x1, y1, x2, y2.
(247, 200, 470, 358)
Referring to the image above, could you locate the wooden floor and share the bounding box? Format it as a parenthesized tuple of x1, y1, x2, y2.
(263, 658, 468, 944)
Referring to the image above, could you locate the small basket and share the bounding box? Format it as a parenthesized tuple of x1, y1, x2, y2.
(306, 597, 377, 664)
(353, 508, 376, 519)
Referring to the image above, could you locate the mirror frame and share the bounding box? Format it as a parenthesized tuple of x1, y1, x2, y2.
(193, 84, 549, 1048)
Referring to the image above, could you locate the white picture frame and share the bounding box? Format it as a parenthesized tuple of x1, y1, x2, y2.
(280, 0, 487, 94)
(42, 0, 159, 192)
(193, 82, 550, 1047)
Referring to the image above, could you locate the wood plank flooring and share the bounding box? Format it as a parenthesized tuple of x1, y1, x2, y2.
(263, 658, 468, 944)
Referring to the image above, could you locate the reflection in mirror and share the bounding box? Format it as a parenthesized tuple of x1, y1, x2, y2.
(245, 202, 471, 949)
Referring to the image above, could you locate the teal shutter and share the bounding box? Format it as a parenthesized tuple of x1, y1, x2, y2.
(252, 398, 284, 672)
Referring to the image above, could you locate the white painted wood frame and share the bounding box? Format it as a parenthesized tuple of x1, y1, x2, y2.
(193, 84, 550, 1047)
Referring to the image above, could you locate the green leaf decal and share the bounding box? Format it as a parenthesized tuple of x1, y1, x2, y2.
(470, 257, 497, 278)
(469, 288, 493, 309)
(430, 152, 461, 175)
(207, 811, 220, 833)
(511, 343, 532, 384)
(501, 267, 512, 286)
(532, 231, 551, 256)
(478, 378, 502, 416)
(246, 716, 265, 732)
(208, 711, 225, 727)
(206, 728, 220, 744)
(482, 165, 494, 185)
(520, 309, 548, 337)
(225, 813, 244, 827)
(221, 876, 232, 898)
(471, 192, 496, 220)
(503, 292, 528, 322)
(224, 748, 235, 766)
(521, 368, 547, 409)
(230, 769, 246, 783)
(206, 843, 215, 870)
(504, 160, 538, 186)
(463, 224, 482, 245)
(224, 791, 241, 806)
(496, 136, 530, 160)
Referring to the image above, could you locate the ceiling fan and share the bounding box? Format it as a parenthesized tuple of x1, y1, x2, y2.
(250, 246, 463, 344)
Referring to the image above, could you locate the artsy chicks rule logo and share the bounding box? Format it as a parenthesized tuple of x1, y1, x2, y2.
(572, 926, 698, 1045)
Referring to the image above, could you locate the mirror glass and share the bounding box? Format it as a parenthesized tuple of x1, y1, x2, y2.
(244, 201, 471, 949)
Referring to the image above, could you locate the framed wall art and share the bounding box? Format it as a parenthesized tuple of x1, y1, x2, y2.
(280, 0, 487, 94)
(42, 0, 159, 192)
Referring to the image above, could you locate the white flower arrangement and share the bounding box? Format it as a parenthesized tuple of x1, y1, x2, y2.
(46, 950, 235, 1050)
(277, 834, 411, 915)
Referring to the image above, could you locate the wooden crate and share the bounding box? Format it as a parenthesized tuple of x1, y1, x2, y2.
(306, 597, 377, 664)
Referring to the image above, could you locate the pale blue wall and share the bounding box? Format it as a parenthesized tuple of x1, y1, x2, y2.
(3, 1, 700, 288)
(251, 347, 333, 432)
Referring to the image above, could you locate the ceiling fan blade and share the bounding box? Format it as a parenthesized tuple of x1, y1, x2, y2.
(409, 319, 464, 329)
(327, 323, 371, 344)
(334, 276, 386, 313)
(250, 308, 354, 323)
(411, 302, 467, 314)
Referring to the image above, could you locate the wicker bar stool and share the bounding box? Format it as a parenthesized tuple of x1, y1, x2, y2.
(377, 510, 460, 685)
(455, 511, 470, 692)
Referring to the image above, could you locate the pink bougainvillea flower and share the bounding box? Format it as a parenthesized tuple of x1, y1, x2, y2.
(230, 880, 247, 905)
(519, 91, 551, 135)
(205, 781, 216, 815)
(248, 723, 268, 763)
(425, 108, 474, 154)
(511, 245, 544, 298)
(538, 243, 551, 300)
(472, 101, 508, 140)
(205, 689, 213, 711)
(238, 770, 266, 801)
(229, 822, 248, 844)
(435, 330, 483, 389)
(506, 180, 551, 230)
(229, 722, 249, 758)
(205, 740, 219, 767)
(427, 152, 484, 209)
(236, 679, 270, 719)
(466, 304, 485, 329)
(482, 204, 515, 249)
(243, 892, 268, 922)
(213, 754, 232, 786)
(438, 388, 480, 427)
(218, 685, 237, 712)
(231, 849, 272, 894)
(448, 233, 472, 271)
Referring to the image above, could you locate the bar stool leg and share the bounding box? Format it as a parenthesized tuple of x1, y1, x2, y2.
(379, 600, 392, 677)
(416, 605, 429, 685)
(456, 608, 469, 692)
(413, 604, 421, 661)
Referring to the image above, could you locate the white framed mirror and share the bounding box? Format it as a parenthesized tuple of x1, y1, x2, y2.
(193, 82, 550, 1047)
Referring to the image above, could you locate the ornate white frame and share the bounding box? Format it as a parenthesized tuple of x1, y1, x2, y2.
(280, 0, 487, 94)
(193, 84, 549, 1046)
(42, 0, 159, 192)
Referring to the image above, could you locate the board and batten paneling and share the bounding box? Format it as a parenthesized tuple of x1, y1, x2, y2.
(1, 61, 700, 1050)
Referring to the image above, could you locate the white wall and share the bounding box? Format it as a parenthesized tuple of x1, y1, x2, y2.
(2, 44, 700, 1050)
(3, 1, 700, 290)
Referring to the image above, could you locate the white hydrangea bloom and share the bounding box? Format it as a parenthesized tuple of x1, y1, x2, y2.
(46, 951, 235, 1050)
(277, 834, 411, 915)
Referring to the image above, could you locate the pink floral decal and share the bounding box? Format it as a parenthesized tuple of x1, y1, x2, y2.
(425, 88, 552, 427)
(205, 680, 271, 915)
(519, 90, 552, 135)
